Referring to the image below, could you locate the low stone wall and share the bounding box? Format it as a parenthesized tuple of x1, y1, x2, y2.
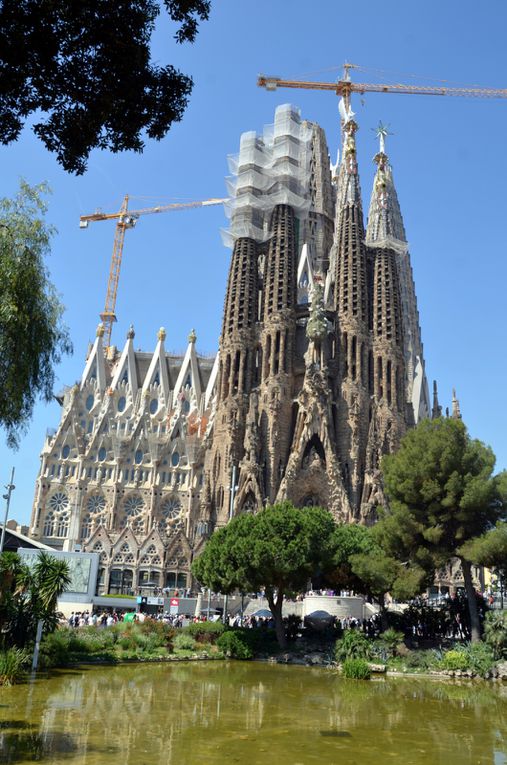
(303, 595, 365, 620)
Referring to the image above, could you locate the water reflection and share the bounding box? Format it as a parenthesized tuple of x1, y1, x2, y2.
(0, 663, 505, 764)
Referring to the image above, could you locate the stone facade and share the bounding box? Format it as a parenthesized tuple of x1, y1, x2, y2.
(29, 104, 431, 593)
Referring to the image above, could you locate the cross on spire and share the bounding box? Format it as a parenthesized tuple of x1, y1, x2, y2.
(374, 121, 393, 155)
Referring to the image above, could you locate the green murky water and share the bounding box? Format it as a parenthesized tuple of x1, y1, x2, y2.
(0, 662, 506, 764)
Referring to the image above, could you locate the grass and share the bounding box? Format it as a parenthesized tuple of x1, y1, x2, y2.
(341, 658, 371, 680)
(0, 649, 28, 686)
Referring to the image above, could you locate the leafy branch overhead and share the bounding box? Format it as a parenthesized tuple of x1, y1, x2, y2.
(0, 182, 72, 448)
(0, 1, 211, 173)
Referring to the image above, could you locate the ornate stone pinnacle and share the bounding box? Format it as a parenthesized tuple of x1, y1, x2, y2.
(158, 327, 166, 342)
(96, 323, 105, 338)
(188, 328, 197, 344)
(127, 324, 135, 339)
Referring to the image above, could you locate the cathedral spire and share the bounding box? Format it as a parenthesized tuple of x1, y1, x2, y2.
(451, 388, 462, 419)
(432, 380, 442, 419)
(365, 126, 430, 424)
(366, 123, 406, 248)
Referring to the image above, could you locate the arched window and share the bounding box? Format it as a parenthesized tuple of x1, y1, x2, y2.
(43, 512, 55, 537)
(85, 394, 94, 411)
(56, 513, 69, 537)
(81, 514, 92, 539)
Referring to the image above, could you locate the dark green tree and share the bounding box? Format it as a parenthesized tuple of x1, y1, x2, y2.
(380, 417, 507, 641)
(192, 502, 336, 647)
(326, 523, 376, 593)
(0, 182, 72, 448)
(0, 1, 210, 173)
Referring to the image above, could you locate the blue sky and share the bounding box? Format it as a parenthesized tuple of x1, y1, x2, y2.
(2, 0, 507, 525)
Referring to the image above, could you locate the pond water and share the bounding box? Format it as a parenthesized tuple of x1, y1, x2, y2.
(0, 662, 506, 765)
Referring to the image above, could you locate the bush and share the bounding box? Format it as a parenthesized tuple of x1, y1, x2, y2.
(0, 648, 28, 685)
(439, 649, 469, 672)
(216, 631, 253, 660)
(379, 628, 405, 656)
(403, 649, 441, 671)
(335, 630, 373, 662)
(341, 658, 371, 680)
(173, 633, 197, 651)
(460, 642, 495, 677)
(40, 629, 72, 668)
(483, 611, 507, 659)
(184, 621, 225, 643)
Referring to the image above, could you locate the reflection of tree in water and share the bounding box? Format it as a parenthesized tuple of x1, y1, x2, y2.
(0, 665, 506, 764)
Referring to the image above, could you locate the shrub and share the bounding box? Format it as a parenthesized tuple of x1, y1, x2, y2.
(335, 630, 372, 662)
(403, 649, 441, 671)
(40, 629, 72, 667)
(216, 631, 253, 660)
(460, 642, 495, 677)
(0, 649, 28, 685)
(483, 611, 507, 659)
(379, 628, 405, 656)
(173, 633, 197, 651)
(184, 621, 225, 643)
(341, 658, 371, 680)
(439, 649, 469, 672)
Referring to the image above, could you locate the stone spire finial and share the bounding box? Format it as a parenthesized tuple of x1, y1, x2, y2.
(451, 388, 462, 419)
(127, 324, 135, 339)
(96, 323, 105, 338)
(188, 328, 197, 344)
(432, 380, 442, 419)
(157, 327, 166, 342)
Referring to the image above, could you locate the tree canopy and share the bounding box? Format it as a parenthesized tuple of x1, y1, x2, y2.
(460, 521, 507, 587)
(192, 502, 336, 647)
(0, 1, 211, 173)
(0, 181, 72, 448)
(379, 417, 507, 640)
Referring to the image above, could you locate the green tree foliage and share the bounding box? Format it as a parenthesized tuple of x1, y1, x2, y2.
(459, 521, 507, 587)
(192, 502, 336, 647)
(0, 1, 210, 173)
(0, 551, 70, 648)
(326, 523, 375, 593)
(379, 417, 507, 641)
(0, 182, 72, 448)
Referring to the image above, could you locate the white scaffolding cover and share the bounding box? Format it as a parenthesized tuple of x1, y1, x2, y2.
(222, 104, 312, 247)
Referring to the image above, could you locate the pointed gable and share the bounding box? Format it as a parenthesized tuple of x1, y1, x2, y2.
(111, 325, 138, 397)
(142, 327, 170, 405)
(173, 329, 202, 409)
(81, 324, 107, 391)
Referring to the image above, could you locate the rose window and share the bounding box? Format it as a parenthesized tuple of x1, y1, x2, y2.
(124, 495, 144, 516)
(162, 497, 181, 520)
(87, 495, 106, 514)
(49, 492, 69, 512)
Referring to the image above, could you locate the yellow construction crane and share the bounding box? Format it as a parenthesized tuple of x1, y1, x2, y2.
(80, 195, 227, 348)
(258, 63, 507, 111)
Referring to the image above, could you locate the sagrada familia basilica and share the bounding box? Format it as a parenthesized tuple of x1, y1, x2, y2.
(29, 103, 453, 595)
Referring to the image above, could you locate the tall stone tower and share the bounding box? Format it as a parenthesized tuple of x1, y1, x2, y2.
(203, 103, 429, 526)
(30, 103, 431, 594)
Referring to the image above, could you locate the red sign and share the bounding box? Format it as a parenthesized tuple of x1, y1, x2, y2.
(170, 598, 179, 607)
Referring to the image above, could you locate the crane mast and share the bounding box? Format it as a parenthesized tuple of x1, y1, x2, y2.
(80, 195, 227, 349)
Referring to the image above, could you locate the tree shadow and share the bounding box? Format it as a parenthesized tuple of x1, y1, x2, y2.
(0, 730, 117, 763)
